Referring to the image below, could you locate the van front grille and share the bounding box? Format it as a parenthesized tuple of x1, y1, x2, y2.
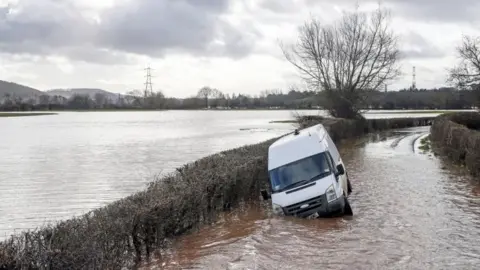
(284, 195, 323, 216)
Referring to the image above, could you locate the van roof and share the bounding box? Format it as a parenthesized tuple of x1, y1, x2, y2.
(269, 124, 326, 149)
(268, 124, 328, 170)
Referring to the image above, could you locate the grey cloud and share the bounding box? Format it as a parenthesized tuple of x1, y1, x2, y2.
(386, 0, 480, 22)
(0, 0, 259, 63)
(278, 0, 480, 22)
(401, 49, 444, 59)
(183, 0, 229, 12)
(308, 0, 480, 22)
(400, 32, 446, 59)
(61, 47, 135, 65)
(260, 0, 300, 13)
(0, 1, 95, 44)
(98, 0, 257, 58)
(0, 0, 99, 58)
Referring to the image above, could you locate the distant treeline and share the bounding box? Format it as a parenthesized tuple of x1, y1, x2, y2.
(0, 87, 478, 111)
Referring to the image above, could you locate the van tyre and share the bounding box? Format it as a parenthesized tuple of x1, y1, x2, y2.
(344, 196, 353, 216)
(346, 173, 352, 195)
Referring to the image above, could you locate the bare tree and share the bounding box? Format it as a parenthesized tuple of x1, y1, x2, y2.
(145, 91, 165, 109)
(448, 35, 480, 108)
(281, 7, 400, 119)
(197, 86, 213, 108)
(449, 36, 480, 87)
(208, 89, 225, 108)
(126, 90, 143, 106)
(94, 93, 106, 108)
(39, 94, 51, 105)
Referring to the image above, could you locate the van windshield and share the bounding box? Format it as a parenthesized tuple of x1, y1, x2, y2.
(269, 152, 333, 193)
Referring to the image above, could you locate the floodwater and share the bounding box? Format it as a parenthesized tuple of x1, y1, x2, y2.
(147, 126, 480, 270)
(0, 110, 472, 241)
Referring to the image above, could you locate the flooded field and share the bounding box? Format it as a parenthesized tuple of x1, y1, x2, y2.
(149, 126, 480, 269)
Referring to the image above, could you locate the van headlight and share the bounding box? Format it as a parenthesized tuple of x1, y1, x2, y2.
(326, 185, 337, 203)
(272, 203, 284, 215)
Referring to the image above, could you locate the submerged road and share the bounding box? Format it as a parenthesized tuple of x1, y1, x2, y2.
(145, 126, 480, 269)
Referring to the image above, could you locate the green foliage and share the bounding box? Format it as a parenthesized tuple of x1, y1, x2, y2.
(418, 136, 431, 152)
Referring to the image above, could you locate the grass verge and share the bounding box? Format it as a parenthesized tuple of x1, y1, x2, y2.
(418, 135, 431, 152)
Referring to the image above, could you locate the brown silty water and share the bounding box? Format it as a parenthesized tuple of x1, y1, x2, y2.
(143, 126, 480, 269)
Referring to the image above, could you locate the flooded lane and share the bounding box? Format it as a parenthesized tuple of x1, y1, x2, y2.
(151, 127, 480, 269)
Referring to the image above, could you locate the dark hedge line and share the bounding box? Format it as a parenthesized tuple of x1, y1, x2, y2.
(0, 116, 434, 269)
(430, 112, 480, 176)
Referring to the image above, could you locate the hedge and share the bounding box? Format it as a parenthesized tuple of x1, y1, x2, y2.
(0, 116, 434, 269)
(297, 116, 433, 144)
(430, 112, 480, 176)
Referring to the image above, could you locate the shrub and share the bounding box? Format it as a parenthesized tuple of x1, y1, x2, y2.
(430, 112, 480, 176)
(297, 115, 433, 144)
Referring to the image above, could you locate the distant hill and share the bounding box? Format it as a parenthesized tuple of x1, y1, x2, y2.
(46, 88, 120, 101)
(0, 80, 43, 98)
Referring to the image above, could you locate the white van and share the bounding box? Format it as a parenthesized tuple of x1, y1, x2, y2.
(262, 124, 353, 218)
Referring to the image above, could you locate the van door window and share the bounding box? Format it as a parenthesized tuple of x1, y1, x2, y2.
(325, 151, 336, 172)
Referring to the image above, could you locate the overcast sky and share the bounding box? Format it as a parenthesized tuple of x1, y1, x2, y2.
(0, 0, 479, 97)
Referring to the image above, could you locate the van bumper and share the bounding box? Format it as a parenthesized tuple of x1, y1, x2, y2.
(283, 194, 345, 218)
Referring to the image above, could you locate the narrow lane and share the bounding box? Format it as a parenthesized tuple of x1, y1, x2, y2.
(147, 127, 480, 269)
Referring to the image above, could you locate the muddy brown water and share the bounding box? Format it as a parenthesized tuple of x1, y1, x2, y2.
(142, 126, 480, 270)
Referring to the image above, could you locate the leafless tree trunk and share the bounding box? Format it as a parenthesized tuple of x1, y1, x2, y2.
(94, 93, 106, 108)
(449, 35, 480, 108)
(281, 7, 400, 119)
(197, 86, 213, 108)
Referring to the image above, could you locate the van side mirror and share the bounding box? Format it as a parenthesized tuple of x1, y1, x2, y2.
(335, 164, 345, 176)
(261, 189, 271, 200)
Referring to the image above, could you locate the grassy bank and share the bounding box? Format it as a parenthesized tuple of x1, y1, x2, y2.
(0, 113, 57, 117)
(0, 116, 434, 269)
(430, 112, 480, 176)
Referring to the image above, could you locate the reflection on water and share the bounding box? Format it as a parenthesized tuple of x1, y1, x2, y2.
(147, 126, 480, 270)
